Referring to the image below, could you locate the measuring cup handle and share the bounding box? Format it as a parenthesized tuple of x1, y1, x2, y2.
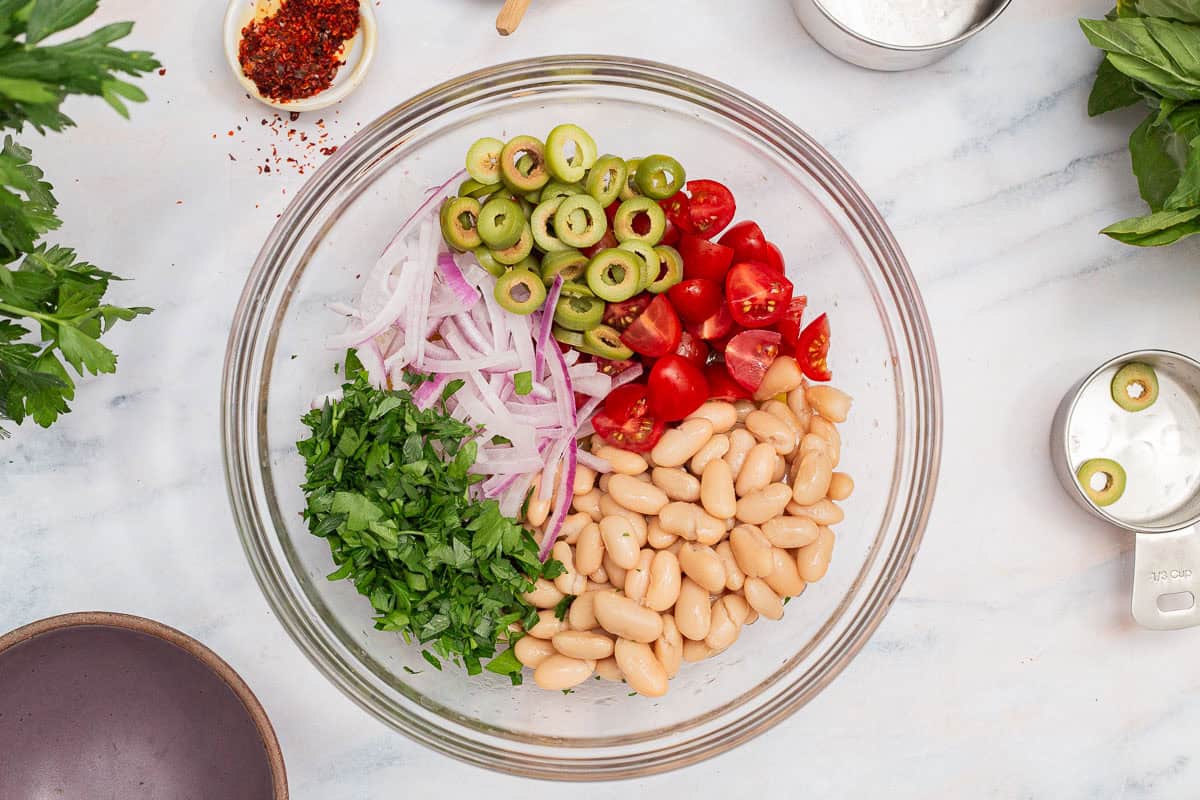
(1132, 526, 1200, 630)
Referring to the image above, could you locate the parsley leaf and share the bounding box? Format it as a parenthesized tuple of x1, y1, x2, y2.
(298, 363, 563, 680)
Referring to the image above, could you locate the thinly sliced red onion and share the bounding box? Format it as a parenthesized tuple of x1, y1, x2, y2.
(379, 170, 464, 258)
(573, 373, 612, 398)
(327, 269, 414, 350)
(612, 364, 644, 388)
(576, 448, 612, 473)
(538, 444, 575, 562)
(411, 221, 436, 369)
(533, 276, 564, 380)
(422, 353, 521, 372)
(450, 312, 492, 354)
(436, 251, 481, 311)
(359, 339, 388, 388)
(413, 373, 449, 410)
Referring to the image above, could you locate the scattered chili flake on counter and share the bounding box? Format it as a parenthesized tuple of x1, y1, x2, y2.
(238, 0, 360, 103)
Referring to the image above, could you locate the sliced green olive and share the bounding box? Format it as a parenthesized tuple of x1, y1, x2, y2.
(586, 154, 627, 207)
(541, 181, 583, 203)
(495, 266, 547, 315)
(1111, 362, 1159, 412)
(613, 196, 666, 245)
(500, 135, 550, 193)
(477, 197, 526, 250)
(634, 154, 686, 201)
(648, 244, 683, 293)
(583, 324, 634, 360)
(619, 157, 642, 201)
(618, 240, 658, 291)
(439, 196, 482, 252)
(586, 248, 643, 302)
(466, 137, 504, 185)
(552, 324, 587, 348)
(459, 178, 498, 199)
(512, 253, 541, 273)
(559, 279, 596, 298)
(545, 124, 599, 183)
(1076, 458, 1127, 507)
(473, 246, 506, 278)
(530, 197, 572, 254)
(490, 222, 535, 266)
(540, 249, 589, 286)
(553, 294, 605, 331)
(554, 194, 608, 249)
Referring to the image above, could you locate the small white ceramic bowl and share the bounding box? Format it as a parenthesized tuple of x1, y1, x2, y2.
(222, 0, 377, 112)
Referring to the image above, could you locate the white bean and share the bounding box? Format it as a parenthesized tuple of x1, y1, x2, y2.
(745, 410, 796, 455)
(762, 515, 820, 549)
(715, 540, 746, 591)
(828, 472, 855, 501)
(514, 635, 557, 668)
(735, 483, 792, 525)
(674, 577, 712, 641)
(723, 428, 756, 479)
(735, 442, 777, 497)
(560, 512, 592, 545)
(575, 522, 605, 577)
(572, 488, 603, 521)
(599, 516, 641, 570)
(791, 451, 833, 506)
(592, 590, 663, 643)
(646, 517, 678, 550)
(568, 590, 601, 631)
(528, 609, 566, 639)
(700, 459, 737, 519)
(687, 401, 738, 433)
(743, 577, 784, 620)
(623, 549, 654, 604)
(650, 418, 714, 468)
(552, 630, 614, 660)
(796, 526, 836, 582)
(705, 595, 743, 651)
(754, 355, 805, 401)
(599, 494, 648, 545)
(552, 541, 587, 596)
(573, 465, 598, 495)
(655, 613, 683, 678)
(729, 524, 774, 577)
(806, 385, 852, 423)
(534, 654, 595, 690)
(785, 498, 845, 526)
(595, 656, 623, 681)
(763, 400, 803, 452)
(594, 445, 649, 475)
(689, 434, 731, 476)
(764, 546, 806, 598)
(651, 467, 701, 502)
(644, 550, 682, 611)
(608, 473, 670, 515)
(808, 416, 841, 466)
(523, 578, 565, 609)
(678, 542, 726, 594)
(614, 639, 668, 697)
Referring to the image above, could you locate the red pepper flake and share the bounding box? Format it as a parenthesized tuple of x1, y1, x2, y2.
(319, 145, 338, 155)
(238, 0, 360, 103)
(158, 68, 167, 76)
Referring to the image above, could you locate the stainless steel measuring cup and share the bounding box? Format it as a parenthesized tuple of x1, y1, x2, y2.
(1051, 350, 1200, 630)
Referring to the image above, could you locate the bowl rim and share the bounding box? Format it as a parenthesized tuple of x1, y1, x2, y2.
(0, 611, 289, 798)
(222, 54, 943, 780)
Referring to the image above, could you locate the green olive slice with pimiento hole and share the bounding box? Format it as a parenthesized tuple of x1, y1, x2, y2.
(648, 244, 684, 293)
(619, 158, 642, 201)
(540, 249, 589, 287)
(512, 254, 541, 273)
(559, 279, 596, 298)
(1111, 362, 1159, 412)
(613, 196, 666, 245)
(439, 197, 482, 252)
(530, 197, 572, 254)
(1076, 458, 1127, 507)
(586, 154, 627, 207)
(553, 294, 605, 331)
(466, 137, 504, 185)
(552, 324, 587, 348)
(545, 124, 599, 183)
(618, 240, 658, 292)
(472, 246, 506, 278)
(554, 194, 608, 248)
(490, 222, 534, 266)
(540, 181, 583, 203)
(586, 248, 643, 302)
(583, 324, 634, 360)
(477, 197, 525, 250)
(458, 178, 498, 199)
(495, 266, 547, 315)
(499, 135, 550, 193)
(634, 154, 686, 201)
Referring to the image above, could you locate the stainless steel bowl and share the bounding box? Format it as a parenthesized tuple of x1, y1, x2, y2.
(792, 0, 1012, 71)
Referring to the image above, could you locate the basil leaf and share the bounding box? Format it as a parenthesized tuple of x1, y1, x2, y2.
(1101, 206, 1200, 244)
(1089, 57, 1145, 116)
(1081, 18, 1200, 99)
(1162, 135, 1200, 209)
(1129, 110, 1183, 209)
(1135, 0, 1200, 23)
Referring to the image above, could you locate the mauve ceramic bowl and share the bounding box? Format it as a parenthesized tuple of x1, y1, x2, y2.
(0, 612, 287, 799)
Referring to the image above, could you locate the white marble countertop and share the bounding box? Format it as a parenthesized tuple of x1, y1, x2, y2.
(3, 0, 1200, 796)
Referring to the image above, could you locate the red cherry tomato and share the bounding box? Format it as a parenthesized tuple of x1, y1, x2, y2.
(718, 220, 767, 257)
(704, 362, 751, 401)
(761, 241, 785, 273)
(602, 293, 652, 331)
(796, 313, 832, 382)
(667, 278, 723, 324)
(773, 296, 808, 356)
(593, 356, 640, 376)
(678, 234, 734, 282)
(648, 354, 709, 421)
(620, 294, 682, 358)
(582, 229, 619, 259)
(659, 192, 694, 246)
(592, 383, 665, 453)
(685, 302, 735, 342)
(725, 261, 794, 328)
(674, 329, 709, 368)
(685, 179, 736, 239)
(724, 329, 782, 391)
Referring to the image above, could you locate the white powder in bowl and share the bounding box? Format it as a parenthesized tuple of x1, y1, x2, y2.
(817, 0, 983, 46)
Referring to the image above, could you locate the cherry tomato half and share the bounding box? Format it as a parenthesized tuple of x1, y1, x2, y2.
(717, 220, 787, 273)
(724, 329, 782, 391)
(685, 179, 736, 239)
(761, 241, 785, 273)
(773, 295, 808, 356)
(668, 278, 723, 324)
(593, 356, 640, 376)
(648, 354, 709, 421)
(685, 301, 735, 342)
(582, 229, 620, 259)
(592, 383, 664, 452)
(659, 192, 694, 246)
(674, 329, 709, 368)
(603, 293, 652, 331)
(679, 234, 734, 283)
(796, 313, 832, 382)
(725, 261, 794, 328)
(704, 361, 751, 401)
(620, 294, 682, 358)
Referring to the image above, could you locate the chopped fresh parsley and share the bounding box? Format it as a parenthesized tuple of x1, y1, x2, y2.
(297, 360, 563, 683)
(553, 594, 574, 621)
(513, 369, 533, 396)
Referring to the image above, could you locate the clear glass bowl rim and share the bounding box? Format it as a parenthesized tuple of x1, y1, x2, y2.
(221, 55, 943, 781)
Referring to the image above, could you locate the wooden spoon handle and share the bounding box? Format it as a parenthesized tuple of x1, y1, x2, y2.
(496, 0, 532, 36)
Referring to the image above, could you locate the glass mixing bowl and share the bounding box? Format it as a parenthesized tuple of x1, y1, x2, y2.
(222, 56, 942, 780)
